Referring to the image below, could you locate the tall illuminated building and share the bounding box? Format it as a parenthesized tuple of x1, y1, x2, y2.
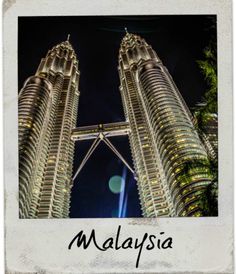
(118, 31, 213, 217)
(18, 37, 80, 218)
(19, 32, 215, 219)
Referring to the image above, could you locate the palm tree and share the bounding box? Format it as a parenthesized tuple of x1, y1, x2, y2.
(192, 37, 218, 216)
(198, 157, 218, 216)
(195, 41, 217, 130)
(177, 157, 218, 216)
(199, 180, 218, 216)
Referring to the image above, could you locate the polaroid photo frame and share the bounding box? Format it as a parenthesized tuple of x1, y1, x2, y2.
(3, 0, 233, 273)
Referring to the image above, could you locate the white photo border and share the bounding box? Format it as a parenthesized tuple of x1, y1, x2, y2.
(3, 0, 233, 273)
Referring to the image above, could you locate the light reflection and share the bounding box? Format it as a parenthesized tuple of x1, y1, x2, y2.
(108, 175, 125, 194)
(118, 167, 127, 217)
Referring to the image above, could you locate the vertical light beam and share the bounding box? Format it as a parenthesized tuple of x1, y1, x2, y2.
(118, 166, 127, 217)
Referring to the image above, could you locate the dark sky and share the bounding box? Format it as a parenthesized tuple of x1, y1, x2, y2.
(18, 15, 216, 218)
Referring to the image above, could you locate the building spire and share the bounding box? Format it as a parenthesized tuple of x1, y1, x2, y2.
(124, 27, 129, 34)
(67, 34, 70, 41)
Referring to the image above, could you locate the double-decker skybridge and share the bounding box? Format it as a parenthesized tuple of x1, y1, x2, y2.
(71, 121, 135, 181)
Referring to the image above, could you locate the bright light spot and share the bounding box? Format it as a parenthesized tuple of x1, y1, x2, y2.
(108, 175, 125, 194)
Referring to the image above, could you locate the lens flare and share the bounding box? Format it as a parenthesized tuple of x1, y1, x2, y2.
(111, 209, 119, 217)
(108, 175, 125, 194)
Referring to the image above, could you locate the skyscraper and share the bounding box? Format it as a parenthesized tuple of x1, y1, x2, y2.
(19, 38, 80, 218)
(118, 31, 213, 217)
(19, 31, 215, 219)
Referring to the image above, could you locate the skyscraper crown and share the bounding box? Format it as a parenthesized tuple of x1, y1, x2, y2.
(120, 32, 147, 53)
(36, 38, 79, 78)
(118, 32, 160, 68)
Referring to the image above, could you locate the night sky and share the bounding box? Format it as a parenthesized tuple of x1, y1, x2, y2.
(18, 16, 216, 218)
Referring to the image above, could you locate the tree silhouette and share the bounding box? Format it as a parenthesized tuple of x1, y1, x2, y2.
(193, 34, 218, 216)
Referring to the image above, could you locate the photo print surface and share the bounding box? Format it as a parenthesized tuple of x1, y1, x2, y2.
(18, 15, 218, 219)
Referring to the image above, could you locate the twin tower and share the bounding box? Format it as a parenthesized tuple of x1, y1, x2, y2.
(19, 32, 212, 218)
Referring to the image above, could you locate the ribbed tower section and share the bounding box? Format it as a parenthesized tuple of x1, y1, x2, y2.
(118, 33, 174, 217)
(19, 39, 80, 218)
(118, 32, 212, 217)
